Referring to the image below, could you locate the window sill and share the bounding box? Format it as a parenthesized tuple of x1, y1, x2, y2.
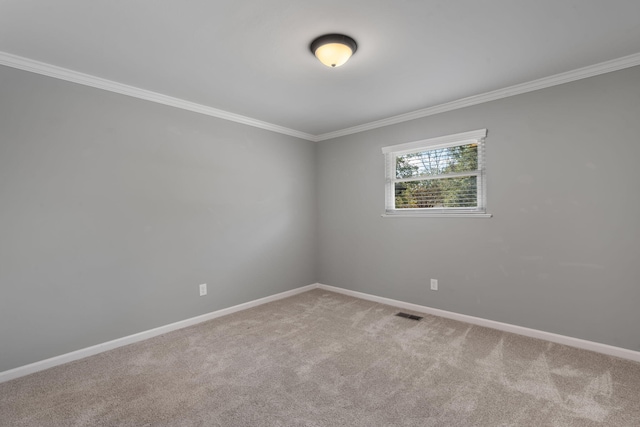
(381, 212, 493, 218)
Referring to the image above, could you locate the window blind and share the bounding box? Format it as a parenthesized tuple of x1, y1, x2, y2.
(382, 129, 488, 216)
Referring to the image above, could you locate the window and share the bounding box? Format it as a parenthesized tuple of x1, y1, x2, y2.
(381, 129, 490, 217)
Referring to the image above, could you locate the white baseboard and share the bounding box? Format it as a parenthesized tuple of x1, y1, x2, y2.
(3, 282, 638, 384)
(316, 284, 640, 363)
(0, 283, 319, 384)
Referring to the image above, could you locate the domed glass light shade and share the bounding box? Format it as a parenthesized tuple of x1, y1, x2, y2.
(310, 34, 358, 68)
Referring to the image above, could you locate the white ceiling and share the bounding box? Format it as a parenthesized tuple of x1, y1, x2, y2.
(2, 1, 640, 137)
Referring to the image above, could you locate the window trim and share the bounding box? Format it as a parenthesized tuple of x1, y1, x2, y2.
(381, 129, 492, 218)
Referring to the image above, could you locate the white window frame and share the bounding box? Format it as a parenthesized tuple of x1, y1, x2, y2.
(381, 129, 491, 218)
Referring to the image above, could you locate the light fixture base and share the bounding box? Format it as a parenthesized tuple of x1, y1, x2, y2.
(310, 34, 358, 68)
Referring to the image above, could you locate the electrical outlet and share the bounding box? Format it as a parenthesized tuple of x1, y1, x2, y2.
(199, 283, 207, 296)
(430, 279, 438, 291)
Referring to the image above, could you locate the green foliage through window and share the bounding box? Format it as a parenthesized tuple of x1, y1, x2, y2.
(394, 144, 479, 209)
(382, 129, 487, 215)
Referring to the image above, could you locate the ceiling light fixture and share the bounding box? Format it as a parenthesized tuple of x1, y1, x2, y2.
(310, 34, 357, 68)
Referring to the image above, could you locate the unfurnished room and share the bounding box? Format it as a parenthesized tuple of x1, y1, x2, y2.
(1, 1, 640, 426)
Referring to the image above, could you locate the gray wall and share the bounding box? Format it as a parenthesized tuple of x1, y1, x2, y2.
(0, 66, 317, 372)
(2, 63, 639, 374)
(317, 66, 640, 352)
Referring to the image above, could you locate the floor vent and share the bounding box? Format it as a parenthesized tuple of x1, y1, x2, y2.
(395, 312, 423, 321)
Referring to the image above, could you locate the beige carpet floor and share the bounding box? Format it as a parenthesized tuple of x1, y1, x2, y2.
(1, 289, 639, 426)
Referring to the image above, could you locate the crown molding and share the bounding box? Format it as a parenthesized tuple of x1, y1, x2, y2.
(2, 50, 639, 143)
(0, 51, 316, 142)
(314, 52, 640, 141)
